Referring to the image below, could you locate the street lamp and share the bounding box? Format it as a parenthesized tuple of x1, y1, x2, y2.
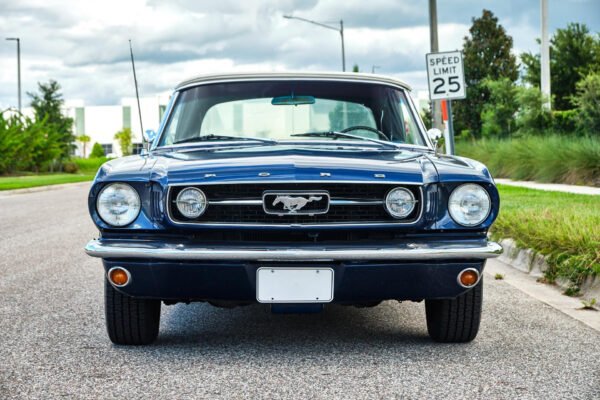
(283, 15, 345, 72)
(5, 37, 21, 112)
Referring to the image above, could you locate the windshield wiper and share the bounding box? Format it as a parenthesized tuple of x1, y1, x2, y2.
(290, 131, 400, 149)
(174, 134, 277, 145)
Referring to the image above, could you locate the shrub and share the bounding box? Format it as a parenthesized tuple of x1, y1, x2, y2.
(515, 86, 552, 135)
(572, 72, 600, 135)
(62, 161, 80, 174)
(551, 109, 579, 134)
(114, 128, 133, 156)
(456, 135, 600, 186)
(480, 78, 519, 138)
(90, 142, 105, 158)
(73, 157, 109, 175)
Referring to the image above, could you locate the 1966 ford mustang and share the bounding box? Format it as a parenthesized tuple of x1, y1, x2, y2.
(85, 72, 502, 345)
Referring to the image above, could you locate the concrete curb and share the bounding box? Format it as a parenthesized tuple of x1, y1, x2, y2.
(498, 238, 600, 300)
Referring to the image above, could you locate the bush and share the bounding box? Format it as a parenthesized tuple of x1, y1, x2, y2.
(90, 142, 105, 158)
(572, 72, 600, 135)
(62, 161, 79, 174)
(515, 86, 552, 135)
(551, 109, 579, 134)
(73, 157, 109, 175)
(114, 128, 132, 156)
(456, 135, 600, 186)
(480, 78, 519, 138)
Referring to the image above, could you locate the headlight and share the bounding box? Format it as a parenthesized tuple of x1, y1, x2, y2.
(385, 187, 416, 218)
(96, 183, 141, 227)
(448, 184, 491, 226)
(175, 187, 207, 218)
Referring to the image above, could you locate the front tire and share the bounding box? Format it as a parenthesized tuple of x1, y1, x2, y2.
(105, 280, 161, 345)
(425, 279, 483, 343)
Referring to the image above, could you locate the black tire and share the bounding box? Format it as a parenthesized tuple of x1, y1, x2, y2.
(425, 279, 483, 343)
(105, 280, 161, 345)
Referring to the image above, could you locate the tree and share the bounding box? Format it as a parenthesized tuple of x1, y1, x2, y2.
(78, 134, 90, 158)
(521, 23, 600, 110)
(90, 142, 105, 158)
(453, 10, 519, 138)
(114, 128, 133, 156)
(480, 78, 519, 138)
(515, 86, 551, 135)
(352, 64, 360, 73)
(27, 80, 74, 160)
(572, 72, 600, 135)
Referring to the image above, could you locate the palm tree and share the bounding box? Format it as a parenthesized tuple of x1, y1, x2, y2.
(78, 134, 91, 158)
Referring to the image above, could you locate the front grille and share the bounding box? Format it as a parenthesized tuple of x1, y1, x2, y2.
(168, 183, 422, 225)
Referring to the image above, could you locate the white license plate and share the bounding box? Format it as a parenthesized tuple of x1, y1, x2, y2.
(256, 267, 334, 303)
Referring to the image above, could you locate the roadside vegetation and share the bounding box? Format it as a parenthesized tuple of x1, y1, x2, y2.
(494, 184, 600, 292)
(456, 136, 600, 186)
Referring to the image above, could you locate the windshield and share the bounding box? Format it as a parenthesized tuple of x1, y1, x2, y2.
(159, 80, 427, 147)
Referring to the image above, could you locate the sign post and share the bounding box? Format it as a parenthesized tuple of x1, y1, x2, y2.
(426, 50, 466, 155)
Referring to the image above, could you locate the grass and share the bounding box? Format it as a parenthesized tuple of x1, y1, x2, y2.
(0, 173, 95, 190)
(494, 184, 600, 289)
(456, 135, 600, 186)
(0, 157, 108, 191)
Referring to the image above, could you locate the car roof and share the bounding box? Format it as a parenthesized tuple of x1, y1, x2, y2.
(175, 71, 412, 91)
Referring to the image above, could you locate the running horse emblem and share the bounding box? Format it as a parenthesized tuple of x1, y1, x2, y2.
(272, 195, 323, 213)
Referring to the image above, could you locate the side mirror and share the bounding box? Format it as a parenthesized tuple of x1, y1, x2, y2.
(143, 129, 158, 145)
(427, 128, 442, 143)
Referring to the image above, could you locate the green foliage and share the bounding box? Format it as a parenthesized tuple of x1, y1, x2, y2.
(0, 173, 94, 191)
(90, 142, 105, 158)
(580, 298, 598, 310)
(454, 9, 518, 138)
(72, 156, 109, 175)
(0, 111, 63, 174)
(352, 64, 360, 73)
(420, 105, 432, 130)
(521, 23, 600, 110)
(493, 185, 600, 289)
(480, 78, 519, 138)
(28, 80, 74, 160)
(551, 109, 578, 134)
(456, 136, 600, 186)
(514, 86, 552, 135)
(114, 127, 133, 156)
(572, 72, 600, 135)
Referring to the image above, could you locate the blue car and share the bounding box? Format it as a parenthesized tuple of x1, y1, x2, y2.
(85, 72, 502, 345)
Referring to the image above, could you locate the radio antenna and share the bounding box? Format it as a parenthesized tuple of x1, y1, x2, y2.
(129, 39, 144, 147)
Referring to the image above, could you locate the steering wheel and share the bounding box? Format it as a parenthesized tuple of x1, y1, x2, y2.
(340, 126, 390, 141)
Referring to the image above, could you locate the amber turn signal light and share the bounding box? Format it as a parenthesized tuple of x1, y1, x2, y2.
(108, 267, 130, 287)
(458, 269, 479, 288)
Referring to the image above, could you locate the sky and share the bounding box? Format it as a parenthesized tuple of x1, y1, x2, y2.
(1, 0, 599, 108)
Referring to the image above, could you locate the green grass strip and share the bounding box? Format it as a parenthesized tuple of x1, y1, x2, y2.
(0, 173, 94, 191)
(495, 184, 600, 289)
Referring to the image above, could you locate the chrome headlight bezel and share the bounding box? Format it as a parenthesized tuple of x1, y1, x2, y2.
(96, 183, 141, 227)
(384, 187, 417, 219)
(175, 187, 207, 219)
(448, 183, 492, 227)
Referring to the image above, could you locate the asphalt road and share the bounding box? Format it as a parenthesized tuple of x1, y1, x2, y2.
(1, 182, 599, 400)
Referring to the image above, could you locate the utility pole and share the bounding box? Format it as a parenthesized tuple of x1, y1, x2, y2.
(540, 0, 551, 110)
(428, 0, 443, 130)
(371, 65, 381, 74)
(5, 37, 21, 112)
(283, 15, 346, 72)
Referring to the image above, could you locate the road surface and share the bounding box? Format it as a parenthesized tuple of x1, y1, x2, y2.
(1, 183, 599, 399)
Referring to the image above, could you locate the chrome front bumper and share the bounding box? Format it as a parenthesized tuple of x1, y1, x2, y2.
(85, 239, 502, 261)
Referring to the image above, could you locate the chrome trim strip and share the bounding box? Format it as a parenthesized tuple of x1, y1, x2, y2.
(208, 199, 384, 206)
(166, 186, 424, 227)
(85, 240, 503, 261)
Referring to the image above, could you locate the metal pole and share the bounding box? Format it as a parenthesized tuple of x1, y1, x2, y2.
(340, 20, 346, 72)
(540, 0, 551, 110)
(446, 100, 455, 155)
(428, 0, 443, 131)
(129, 40, 144, 149)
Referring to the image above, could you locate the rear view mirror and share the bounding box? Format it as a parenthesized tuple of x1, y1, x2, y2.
(271, 95, 315, 106)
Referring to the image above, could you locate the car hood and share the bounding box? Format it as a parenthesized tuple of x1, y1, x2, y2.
(95, 145, 493, 186)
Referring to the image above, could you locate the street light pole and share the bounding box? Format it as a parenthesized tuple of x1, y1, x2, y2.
(283, 15, 346, 72)
(5, 37, 21, 112)
(428, 0, 443, 131)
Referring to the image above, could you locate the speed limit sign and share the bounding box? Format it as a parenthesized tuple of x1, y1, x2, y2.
(426, 51, 466, 100)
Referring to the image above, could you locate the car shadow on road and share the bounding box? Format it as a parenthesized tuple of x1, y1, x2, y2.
(140, 301, 435, 356)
